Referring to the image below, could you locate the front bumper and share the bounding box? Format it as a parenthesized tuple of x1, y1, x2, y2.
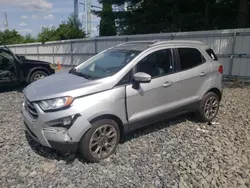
(48, 140, 78, 153)
(24, 121, 78, 152)
(22, 99, 91, 153)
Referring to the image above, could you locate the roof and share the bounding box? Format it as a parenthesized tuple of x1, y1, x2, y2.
(114, 40, 208, 51)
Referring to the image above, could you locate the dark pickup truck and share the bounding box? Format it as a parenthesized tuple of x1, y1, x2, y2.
(0, 46, 55, 88)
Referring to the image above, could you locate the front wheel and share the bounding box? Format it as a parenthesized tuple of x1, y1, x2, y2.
(29, 70, 48, 83)
(78, 119, 120, 163)
(196, 92, 220, 122)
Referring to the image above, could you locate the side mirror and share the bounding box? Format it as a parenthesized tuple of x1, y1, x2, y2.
(132, 72, 151, 90)
(18, 55, 26, 60)
(133, 72, 151, 83)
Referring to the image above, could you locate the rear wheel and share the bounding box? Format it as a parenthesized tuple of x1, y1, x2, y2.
(197, 92, 220, 122)
(29, 70, 48, 83)
(78, 119, 120, 163)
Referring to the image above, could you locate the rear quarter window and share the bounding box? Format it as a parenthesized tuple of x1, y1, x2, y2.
(177, 48, 205, 71)
(206, 49, 218, 61)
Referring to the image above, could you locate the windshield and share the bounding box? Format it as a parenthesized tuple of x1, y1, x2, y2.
(71, 49, 140, 80)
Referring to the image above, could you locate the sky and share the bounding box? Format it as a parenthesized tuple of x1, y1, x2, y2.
(0, 0, 101, 37)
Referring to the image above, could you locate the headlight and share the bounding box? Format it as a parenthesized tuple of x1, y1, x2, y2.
(49, 63, 57, 69)
(38, 96, 74, 111)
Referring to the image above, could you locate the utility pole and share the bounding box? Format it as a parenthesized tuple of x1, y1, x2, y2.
(4, 12, 8, 30)
(74, 0, 79, 21)
(0, 12, 9, 30)
(79, 1, 86, 33)
(79, 0, 98, 37)
(86, 0, 91, 37)
(79, 0, 91, 36)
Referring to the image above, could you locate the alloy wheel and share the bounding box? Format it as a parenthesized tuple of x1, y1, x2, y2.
(204, 96, 219, 120)
(89, 124, 118, 159)
(34, 73, 45, 81)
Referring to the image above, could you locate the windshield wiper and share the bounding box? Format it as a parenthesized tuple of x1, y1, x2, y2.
(69, 69, 92, 79)
(69, 67, 76, 73)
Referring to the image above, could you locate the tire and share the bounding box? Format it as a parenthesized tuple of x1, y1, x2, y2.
(78, 119, 120, 163)
(29, 70, 48, 83)
(196, 92, 220, 122)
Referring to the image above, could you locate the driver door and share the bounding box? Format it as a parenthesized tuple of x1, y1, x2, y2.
(0, 49, 19, 86)
(126, 48, 179, 124)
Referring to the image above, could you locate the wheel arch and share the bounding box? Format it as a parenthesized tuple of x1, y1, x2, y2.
(205, 87, 222, 101)
(89, 114, 124, 139)
(26, 67, 50, 83)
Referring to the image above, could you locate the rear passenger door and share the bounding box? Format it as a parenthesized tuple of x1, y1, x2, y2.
(174, 47, 211, 105)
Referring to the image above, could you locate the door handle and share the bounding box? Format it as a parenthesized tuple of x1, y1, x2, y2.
(200, 72, 207, 77)
(163, 81, 173, 87)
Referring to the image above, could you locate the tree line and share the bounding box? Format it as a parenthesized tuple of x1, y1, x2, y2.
(0, 14, 86, 45)
(1, 0, 249, 45)
(97, 0, 250, 35)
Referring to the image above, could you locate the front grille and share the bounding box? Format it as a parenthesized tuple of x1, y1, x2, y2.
(24, 97, 38, 119)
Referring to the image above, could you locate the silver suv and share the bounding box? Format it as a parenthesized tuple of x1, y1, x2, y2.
(22, 40, 223, 162)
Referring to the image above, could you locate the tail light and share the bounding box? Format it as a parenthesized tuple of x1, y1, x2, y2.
(218, 65, 223, 74)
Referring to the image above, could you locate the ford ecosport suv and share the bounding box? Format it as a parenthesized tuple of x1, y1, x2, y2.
(22, 40, 223, 163)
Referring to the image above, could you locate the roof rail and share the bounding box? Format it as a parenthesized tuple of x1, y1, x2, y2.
(150, 40, 204, 47)
(115, 40, 159, 47)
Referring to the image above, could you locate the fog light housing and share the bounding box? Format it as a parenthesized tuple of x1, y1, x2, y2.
(47, 115, 75, 128)
(63, 116, 73, 126)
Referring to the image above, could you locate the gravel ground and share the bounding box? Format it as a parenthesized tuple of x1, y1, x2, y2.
(0, 85, 249, 188)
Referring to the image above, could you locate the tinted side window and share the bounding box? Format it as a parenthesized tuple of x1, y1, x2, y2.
(178, 48, 205, 71)
(0, 50, 15, 71)
(136, 49, 173, 78)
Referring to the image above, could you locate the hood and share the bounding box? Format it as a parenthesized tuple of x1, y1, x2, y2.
(23, 72, 114, 101)
(22, 59, 51, 65)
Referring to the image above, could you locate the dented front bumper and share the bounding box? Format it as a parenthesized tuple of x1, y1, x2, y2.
(21, 100, 91, 153)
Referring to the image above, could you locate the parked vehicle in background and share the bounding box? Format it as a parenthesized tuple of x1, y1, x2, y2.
(22, 40, 223, 163)
(0, 46, 55, 88)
